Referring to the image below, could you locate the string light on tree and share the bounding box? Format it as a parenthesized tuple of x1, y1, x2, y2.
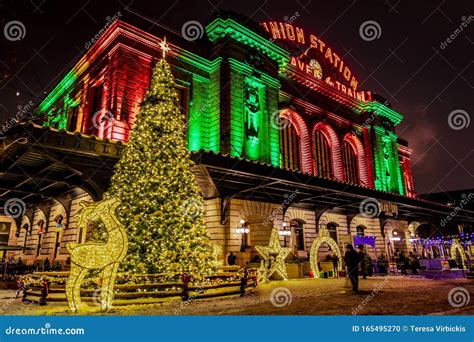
(104, 45, 215, 276)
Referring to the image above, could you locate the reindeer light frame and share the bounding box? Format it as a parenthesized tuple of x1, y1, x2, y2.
(65, 197, 128, 312)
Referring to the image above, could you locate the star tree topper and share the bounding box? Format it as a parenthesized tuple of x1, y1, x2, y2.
(255, 229, 291, 281)
(159, 36, 171, 59)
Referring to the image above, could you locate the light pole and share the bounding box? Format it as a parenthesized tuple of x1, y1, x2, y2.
(236, 219, 249, 252)
(278, 222, 291, 247)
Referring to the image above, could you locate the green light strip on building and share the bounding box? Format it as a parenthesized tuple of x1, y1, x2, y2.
(363, 101, 404, 126)
(206, 18, 290, 66)
(372, 126, 405, 195)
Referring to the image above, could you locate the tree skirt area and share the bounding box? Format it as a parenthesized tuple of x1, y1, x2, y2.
(1, 276, 473, 315)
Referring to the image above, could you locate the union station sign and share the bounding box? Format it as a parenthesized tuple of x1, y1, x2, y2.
(261, 21, 372, 102)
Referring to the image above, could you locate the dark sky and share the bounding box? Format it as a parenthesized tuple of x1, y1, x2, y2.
(0, 0, 472, 194)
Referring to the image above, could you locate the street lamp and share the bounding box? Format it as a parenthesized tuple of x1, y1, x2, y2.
(278, 222, 291, 247)
(236, 219, 249, 252)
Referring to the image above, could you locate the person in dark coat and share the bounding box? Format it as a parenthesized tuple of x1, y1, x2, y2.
(344, 244, 360, 294)
(357, 245, 367, 279)
(43, 258, 51, 272)
(398, 252, 407, 275)
(227, 252, 237, 266)
(332, 254, 339, 278)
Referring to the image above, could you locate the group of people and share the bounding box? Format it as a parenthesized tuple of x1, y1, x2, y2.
(397, 251, 420, 275)
(345, 245, 422, 293)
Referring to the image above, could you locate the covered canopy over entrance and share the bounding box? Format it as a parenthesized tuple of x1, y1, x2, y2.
(191, 151, 474, 226)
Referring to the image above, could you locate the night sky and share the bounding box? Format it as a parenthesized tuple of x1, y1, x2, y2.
(0, 0, 472, 194)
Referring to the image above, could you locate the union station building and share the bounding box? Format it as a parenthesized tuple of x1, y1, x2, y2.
(1, 12, 472, 272)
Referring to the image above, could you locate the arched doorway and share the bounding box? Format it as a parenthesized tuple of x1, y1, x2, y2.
(289, 219, 305, 253)
(310, 228, 343, 278)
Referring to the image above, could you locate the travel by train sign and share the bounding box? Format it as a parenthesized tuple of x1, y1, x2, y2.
(261, 21, 371, 102)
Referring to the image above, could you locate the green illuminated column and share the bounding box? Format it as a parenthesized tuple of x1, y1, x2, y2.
(205, 17, 288, 164)
(228, 58, 280, 163)
(372, 126, 405, 195)
(206, 66, 221, 152)
(187, 62, 221, 152)
(188, 76, 206, 151)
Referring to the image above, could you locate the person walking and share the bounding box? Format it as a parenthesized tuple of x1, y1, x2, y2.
(332, 254, 339, 278)
(344, 244, 360, 294)
(398, 252, 407, 275)
(357, 244, 367, 279)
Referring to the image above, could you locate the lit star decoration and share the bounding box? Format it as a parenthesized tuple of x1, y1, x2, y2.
(255, 229, 291, 282)
(159, 36, 171, 59)
(65, 197, 128, 312)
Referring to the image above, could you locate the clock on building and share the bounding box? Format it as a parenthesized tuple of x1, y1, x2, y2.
(309, 59, 323, 80)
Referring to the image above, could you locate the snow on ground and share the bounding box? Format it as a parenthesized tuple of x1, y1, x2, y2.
(1, 276, 473, 315)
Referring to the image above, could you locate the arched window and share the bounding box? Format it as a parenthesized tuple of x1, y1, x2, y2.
(85, 84, 103, 136)
(280, 118, 300, 170)
(36, 219, 46, 257)
(356, 225, 365, 237)
(313, 130, 333, 178)
(342, 140, 359, 184)
(290, 219, 305, 251)
(327, 223, 338, 242)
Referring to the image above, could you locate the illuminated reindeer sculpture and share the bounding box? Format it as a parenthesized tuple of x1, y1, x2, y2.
(65, 197, 128, 312)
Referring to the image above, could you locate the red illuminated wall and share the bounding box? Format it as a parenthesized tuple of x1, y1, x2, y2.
(398, 146, 416, 198)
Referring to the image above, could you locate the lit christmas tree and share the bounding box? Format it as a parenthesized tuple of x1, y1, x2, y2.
(106, 48, 215, 276)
